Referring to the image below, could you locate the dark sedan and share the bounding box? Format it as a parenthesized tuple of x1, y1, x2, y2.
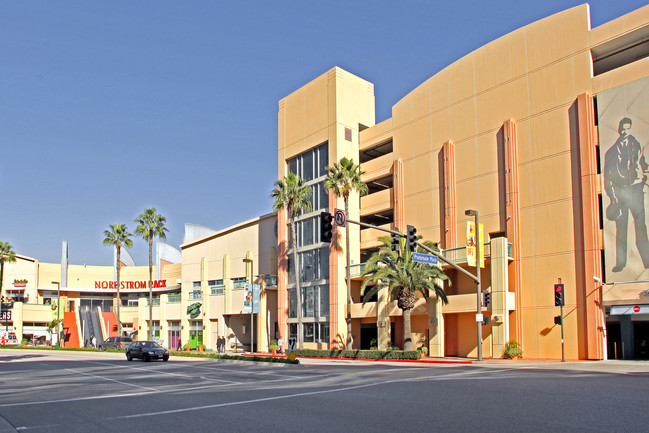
(125, 341, 169, 362)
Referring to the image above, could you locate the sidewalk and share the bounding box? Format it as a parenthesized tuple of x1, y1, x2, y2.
(239, 351, 649, 374)
(477, 358, 649, 374)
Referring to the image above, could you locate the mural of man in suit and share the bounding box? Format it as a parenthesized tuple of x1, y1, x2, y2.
(603, 117, 649, 272)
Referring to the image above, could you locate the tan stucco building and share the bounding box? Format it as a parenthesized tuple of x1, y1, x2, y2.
(3, 4, 649, 360)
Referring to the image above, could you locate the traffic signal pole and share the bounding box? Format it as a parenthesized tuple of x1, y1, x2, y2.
(344, 218, 479, 284)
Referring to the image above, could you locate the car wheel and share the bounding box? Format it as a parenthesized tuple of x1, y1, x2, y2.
(126, 352, 132, 361)
(163, 356, 169, 362)
(143, 354, 150, 362)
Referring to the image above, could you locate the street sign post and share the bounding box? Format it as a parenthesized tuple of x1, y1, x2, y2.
(412, 252, 439, 265)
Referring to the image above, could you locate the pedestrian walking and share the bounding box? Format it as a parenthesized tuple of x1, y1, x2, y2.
(91, 335, 97, 349)
(278, 337, 283, 354)
(216, 336, 222, 353)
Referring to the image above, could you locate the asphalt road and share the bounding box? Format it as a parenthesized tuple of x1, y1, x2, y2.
(0, 349, 648, 432)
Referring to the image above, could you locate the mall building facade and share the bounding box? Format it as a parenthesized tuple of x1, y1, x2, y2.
(3, 4, 649, 359)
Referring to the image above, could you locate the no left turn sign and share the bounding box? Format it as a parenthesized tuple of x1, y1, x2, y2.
(334, 208, 347, 227)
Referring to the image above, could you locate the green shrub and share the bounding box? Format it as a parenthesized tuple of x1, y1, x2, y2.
(293, 349, 421, 360)
(504, 340, 523, 359)
(269, 340, 279, 350)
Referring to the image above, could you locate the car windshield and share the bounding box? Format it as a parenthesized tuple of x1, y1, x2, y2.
(141, 341, 161, 349)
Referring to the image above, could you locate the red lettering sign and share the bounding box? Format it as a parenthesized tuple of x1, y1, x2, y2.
(93, 280, 169, 289)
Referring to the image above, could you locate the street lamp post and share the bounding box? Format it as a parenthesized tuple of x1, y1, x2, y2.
(465, 209, 482, 361)
(52, 281, 61, 348)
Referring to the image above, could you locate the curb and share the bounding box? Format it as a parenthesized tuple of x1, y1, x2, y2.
(237, 352, 474, 365)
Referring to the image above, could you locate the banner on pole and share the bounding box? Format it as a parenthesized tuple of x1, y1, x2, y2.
(466, 221, 484, 268)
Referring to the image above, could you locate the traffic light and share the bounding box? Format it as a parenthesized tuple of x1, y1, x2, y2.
(554, 283, 565, 306)
(320, 212, 333, 243)
(407, 225, 417, 252)
(482, 289, 490, 309)
(391, 233, 400, 252)
(554, 315, 563, 326)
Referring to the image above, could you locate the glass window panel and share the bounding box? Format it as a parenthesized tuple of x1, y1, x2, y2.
(320, 247, 329, 281)
(289, 324, 297, 339)
(287, 256, 295, 284)
(318, 182, 328, 211)
(319, 284, 329, 318)
(305, 286, 315, 318)
(303, 150, 314, 181)
(304, 323, 314, 342)
(320, 323, 329, 343)
(289, 288, 297, 318)
(318, 143, 328, 177)
(301, 251, 314, 282)
(303, 218, 313, 246)
(288, 157, 298, 175)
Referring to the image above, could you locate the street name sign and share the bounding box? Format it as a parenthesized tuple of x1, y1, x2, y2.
(412, 252, 439, 265)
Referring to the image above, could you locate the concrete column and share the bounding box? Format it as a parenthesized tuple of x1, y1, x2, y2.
(160, 294, 168, 347)
(223, 254, 232, 345)
(490, 237, 510, 358)
(377, 283, 390, 350)
(428, 295, 444, 357)
(620, 315, 634, 359)
(200, 257, 210, 349)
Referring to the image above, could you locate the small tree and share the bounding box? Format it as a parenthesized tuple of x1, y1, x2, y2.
(135, 208, 169, 340)
(0, 242, 17, 299)
(103, 223, 133, 336)
(325, 157, 368, 349)
(361, 236, 449, 351)
(271, 172, 312, 349)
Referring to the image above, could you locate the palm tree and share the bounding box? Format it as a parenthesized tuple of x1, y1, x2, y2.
(271, 172, 312, 349)
(0, 242, 17, 300)
(325, 157, 368, 349)
(360, 236, 449, 351)
(103, 223, 133, 336)
(135, 208, 169, 340)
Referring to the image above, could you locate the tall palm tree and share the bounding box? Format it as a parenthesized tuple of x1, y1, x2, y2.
(135, 208, 169, 340)
(325, 157, 368, 349)
(0, 242, 17, 300)
(271, 172, 312, 349)
(360, 236, 449, 351)
(103, 223, 133, 336)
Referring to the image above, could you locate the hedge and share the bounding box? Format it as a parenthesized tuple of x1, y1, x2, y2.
(293, 349, 421, 360)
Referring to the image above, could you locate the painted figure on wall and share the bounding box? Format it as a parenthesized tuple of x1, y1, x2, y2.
(603, 117, 649, 272)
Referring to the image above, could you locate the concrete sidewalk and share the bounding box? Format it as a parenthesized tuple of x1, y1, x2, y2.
(476, 358, 649, 374)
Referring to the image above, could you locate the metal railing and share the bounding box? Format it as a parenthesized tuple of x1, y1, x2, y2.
(232, 281, 247, 289)
(188, 290, 202, 300)
(147, 298, 161, 306)
(210, 285, 225, 295)
(168, 294, 181, 303)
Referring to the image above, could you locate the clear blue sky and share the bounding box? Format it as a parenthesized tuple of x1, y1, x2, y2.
(1, 1, 645, 266)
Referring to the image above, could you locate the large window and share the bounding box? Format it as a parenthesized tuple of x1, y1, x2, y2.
(286, 142, 331, 343)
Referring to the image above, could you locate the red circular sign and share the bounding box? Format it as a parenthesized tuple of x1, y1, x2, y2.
(633, 305, 641, 313)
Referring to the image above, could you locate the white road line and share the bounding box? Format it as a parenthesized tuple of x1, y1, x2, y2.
(113, 369, 493, 419)
(65, 368, 160, 392)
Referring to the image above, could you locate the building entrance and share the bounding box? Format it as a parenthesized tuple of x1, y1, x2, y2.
(360, 323, 377, 350)
(606, 314, 649, 360)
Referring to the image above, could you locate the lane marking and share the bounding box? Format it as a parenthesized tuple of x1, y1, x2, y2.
(65, 368, 159, 392)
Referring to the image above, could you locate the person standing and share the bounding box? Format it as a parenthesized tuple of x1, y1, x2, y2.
(91, 335, 97, 349)
(216, 336, 222, 353)
(278, 337, 283, 354)
(604, 117, 649, 272)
